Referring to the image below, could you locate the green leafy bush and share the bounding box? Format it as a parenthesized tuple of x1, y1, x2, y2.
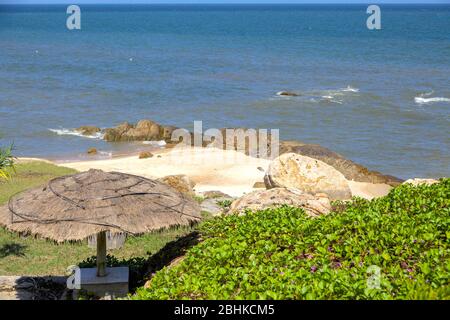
(0, 144, 15, 180)
(133, 179, 449, 300)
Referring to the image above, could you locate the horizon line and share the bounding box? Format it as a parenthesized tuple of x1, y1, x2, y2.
(1, 2, 448, 4)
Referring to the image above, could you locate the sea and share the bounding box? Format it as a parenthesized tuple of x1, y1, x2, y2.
(0, 4, 449, 179)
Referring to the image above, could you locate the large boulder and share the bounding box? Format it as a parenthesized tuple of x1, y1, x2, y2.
(264, 153, 352, 200)
(157, 175, 196, 197)
(103, 122, 133, 142)
(103, 120, 163, 142)
(229, 188, 330, 217)
(280, 142, 403, 187)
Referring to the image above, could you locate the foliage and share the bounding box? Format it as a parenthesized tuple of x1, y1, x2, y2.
(133, 179, 450, 300)
(217, 199, 232, 210)
(0, 144, 15, 180)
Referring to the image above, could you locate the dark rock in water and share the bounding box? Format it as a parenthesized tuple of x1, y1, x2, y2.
(103, 122, 133, 142)
(277, 91, 300, 97)
(75, 126, 101, 136)
(87, 147, 97, 155)
(103, 120, 161, 142)
(281, 143, 403, 186)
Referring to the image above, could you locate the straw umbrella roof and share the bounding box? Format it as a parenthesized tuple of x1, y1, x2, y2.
(0, 169, 202, 242)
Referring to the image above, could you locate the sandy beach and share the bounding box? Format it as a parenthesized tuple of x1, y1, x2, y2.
(49, 146, 393, 199)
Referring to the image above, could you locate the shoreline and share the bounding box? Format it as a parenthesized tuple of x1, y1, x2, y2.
(20, 145, 393, 199)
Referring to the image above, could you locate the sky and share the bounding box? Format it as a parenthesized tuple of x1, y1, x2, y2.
(2, 0, 449, 4)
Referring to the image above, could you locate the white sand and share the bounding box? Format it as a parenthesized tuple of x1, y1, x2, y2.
(60, 146, 271, 197)
(347, 180, 392, 200)
(47, 146, 392, 199)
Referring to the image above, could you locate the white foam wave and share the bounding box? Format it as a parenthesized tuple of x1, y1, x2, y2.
(414, 96, 450, 105)
(49, 128, 104, 139)
(321, 95, 343, 104)
(98, 151, 112, 157)
(143, 140, 167, 147)
(340, 85, 359, 93)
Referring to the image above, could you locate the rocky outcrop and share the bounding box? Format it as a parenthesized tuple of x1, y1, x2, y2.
(229, 188, 330, 217)
(403, 178, 439, 186)
(75, 126, 101, 136)
(81, 119, 402, 188)
(264, 153, 352, 200)
(157, 175, 196, 197)
(103, 120, 178, 143)
(279, 142, 403, 187)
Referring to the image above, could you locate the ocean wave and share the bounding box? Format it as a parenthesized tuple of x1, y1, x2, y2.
(49, 128, 104, 139)
(415, 97, 450, 105)
(321, 95, 343, 104)
(143, 140, 167, 147)
(340, 85, 359, 93)
(414, 91, 450, 104)
(97, 150, 112, 157)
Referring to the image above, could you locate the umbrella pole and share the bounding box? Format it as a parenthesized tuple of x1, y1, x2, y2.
(96, 231, 107, 277)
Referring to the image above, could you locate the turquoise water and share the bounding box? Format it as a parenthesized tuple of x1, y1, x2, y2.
(0, 4, 449, 179)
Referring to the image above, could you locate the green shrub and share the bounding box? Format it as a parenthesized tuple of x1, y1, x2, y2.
(133, 179, 450, 300)
(0, 144, 15, 180)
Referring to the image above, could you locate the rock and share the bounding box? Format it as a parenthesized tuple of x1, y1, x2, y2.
(138, 151, 153, 159)
(229, 188, 330, 217)
(252, 182, 266, 188)
(103, 122, 133, 142)
(157, 175, 196, 197)
(208, 127, 275, 158)
(122, 119, 161, 141)
(403, 178, 439, 186)
(264, 153, 352, 200)
(103, 120, 162, 142)
(75, 126, 101, 136)
(277, 91, 300, 97)
(87, 147, 97, 155)
(200, 199, 224, 216)
(280, 142, 403, 187)
(279, 140, 306, 154)
(200, 190, 232, 199)
(201, 196, 237, 216)
(161, 126, 178, 140)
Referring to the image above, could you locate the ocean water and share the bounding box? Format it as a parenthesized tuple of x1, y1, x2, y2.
(0, 4, 449, 179)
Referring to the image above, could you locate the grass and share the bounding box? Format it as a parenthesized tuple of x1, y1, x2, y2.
(0, 161, 193, 276)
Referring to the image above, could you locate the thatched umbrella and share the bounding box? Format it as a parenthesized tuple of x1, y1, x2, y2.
(0, 169, 201, 277)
